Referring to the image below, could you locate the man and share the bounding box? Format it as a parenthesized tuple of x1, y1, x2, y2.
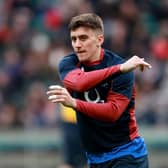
(47, 13, 151, 168)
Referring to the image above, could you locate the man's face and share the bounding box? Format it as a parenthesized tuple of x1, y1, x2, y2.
(70, 27, 104, 63)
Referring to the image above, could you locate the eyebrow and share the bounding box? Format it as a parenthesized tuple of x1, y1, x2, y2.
(71, 34, 88, 39)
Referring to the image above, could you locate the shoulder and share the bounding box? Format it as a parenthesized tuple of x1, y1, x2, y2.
(58, 53, 79, 70)
(104, 49, 125, 65)
(58, 53, 79, 80)
(59, 53, 78, 65)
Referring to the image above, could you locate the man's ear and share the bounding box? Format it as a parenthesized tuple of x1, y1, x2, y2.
(98, 34, 104, 46)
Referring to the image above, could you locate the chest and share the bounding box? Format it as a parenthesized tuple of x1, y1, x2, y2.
(76, 64, 112, 103)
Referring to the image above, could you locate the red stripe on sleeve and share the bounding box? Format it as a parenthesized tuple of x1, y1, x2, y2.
(128, 107, 139, 140)
(128, 88, 139, 139)
(75, 90, 129, 122)
(63, 65, 121, 92)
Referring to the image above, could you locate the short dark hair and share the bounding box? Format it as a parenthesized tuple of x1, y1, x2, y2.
(68, 13, 104, 34)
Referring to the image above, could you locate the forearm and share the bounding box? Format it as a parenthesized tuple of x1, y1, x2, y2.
(75, 91, 129, 122)
(60, 55, 151, 92)
(63, 64, 121, 92)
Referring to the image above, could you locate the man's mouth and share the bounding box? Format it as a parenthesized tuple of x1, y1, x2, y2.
(76, 50, 86, 54)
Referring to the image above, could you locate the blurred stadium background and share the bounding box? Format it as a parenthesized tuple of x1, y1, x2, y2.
(0, 0, 167, 167)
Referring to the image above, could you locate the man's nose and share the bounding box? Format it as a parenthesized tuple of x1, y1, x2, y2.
(74, 39, 82, 47)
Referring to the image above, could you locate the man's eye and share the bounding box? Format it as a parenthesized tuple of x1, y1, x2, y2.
(71, 37, 76, 42)
(80, 38, 86, 41)
(80, 36, 88, 41)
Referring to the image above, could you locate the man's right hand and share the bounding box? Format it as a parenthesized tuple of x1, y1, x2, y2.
(47, 85, 77, 108)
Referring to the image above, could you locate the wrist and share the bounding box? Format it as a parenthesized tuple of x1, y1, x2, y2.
(72, 98, 77, 108)
(119, 64, 124, 73)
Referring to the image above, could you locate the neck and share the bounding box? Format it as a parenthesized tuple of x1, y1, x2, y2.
(93, 47, 102, 61)
(83, 48, 104, 66)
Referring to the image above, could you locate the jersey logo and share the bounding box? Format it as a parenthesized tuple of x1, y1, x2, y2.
(84, 89, 104, 103)
(81, 66, 105, 103)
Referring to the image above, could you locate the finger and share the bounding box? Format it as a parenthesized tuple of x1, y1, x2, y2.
(46, 90, 62, 95)
(142, 62, 152, 68)
(48, 95, 57, 100)
(139, 59, 151, 68)
(49, 85, 62, 90)
(139, 62, 152, 72)
(48, 94, 66, 101)
(51, 98, 65, 103)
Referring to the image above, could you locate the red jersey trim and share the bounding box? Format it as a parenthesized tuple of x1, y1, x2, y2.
(128, 107, 139, 140)
(129, 87, 139, 139)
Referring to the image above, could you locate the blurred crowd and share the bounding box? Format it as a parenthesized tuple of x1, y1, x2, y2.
(0, 0, 167, 129)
